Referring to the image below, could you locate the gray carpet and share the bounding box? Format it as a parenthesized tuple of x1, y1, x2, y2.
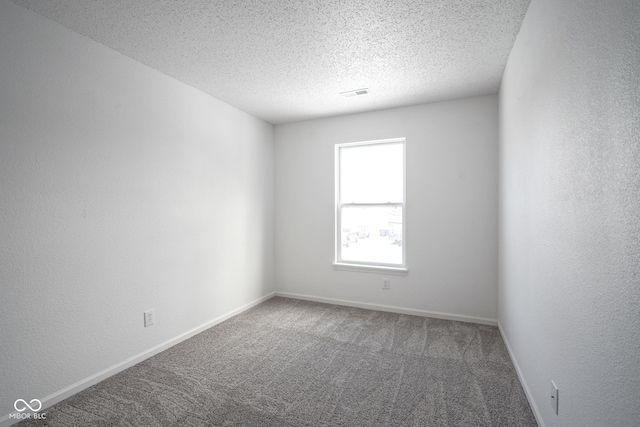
(18, 297, 537, 426)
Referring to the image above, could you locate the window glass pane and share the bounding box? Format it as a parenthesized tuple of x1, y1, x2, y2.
(340, 206, 402, 265)
(340, 142, 403, 203)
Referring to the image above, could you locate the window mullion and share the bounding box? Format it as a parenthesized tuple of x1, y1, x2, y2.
(340, 202, 403, 207)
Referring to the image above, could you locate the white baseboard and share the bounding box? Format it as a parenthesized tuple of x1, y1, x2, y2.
(0, 292, 275, 427)
(275, 291, 498, 326)
(497, 322, 544, 427)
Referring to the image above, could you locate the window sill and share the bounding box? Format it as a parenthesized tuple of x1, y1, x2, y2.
(333, 262, 408, 276)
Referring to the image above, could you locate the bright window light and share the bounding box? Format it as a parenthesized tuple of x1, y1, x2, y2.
(335, 138, 406, 271)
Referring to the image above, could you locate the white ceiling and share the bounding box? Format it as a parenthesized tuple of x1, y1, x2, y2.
(10, 0, 530, 124)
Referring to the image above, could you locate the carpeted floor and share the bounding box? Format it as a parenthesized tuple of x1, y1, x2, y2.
(18, 297, 537, 426)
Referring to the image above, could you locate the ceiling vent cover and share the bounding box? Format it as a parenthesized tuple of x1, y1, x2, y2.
(340, 88, 369, 97)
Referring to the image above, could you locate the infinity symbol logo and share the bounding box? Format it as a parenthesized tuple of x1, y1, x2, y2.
(14, 399, 42, 412)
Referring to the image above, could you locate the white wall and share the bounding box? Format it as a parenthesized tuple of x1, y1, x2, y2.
(275, 95, 499, 322)
(0, 0, 274, 421)
(499, 0, 640, 426)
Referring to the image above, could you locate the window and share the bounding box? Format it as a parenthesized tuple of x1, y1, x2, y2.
(335, 138, 407, 273)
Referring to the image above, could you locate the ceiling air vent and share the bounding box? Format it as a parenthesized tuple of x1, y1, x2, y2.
(340, 88, 369, 97)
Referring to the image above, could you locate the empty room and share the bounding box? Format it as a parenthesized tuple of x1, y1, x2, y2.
(1, 0, 638, 426)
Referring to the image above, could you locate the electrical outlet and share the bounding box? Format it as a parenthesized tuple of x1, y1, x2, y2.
(144, 309, 154, 327)
(550, 380, 559, 414)
(382, 278, 390, 290)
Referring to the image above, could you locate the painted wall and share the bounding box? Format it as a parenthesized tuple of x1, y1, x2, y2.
(275, 95, 499, 322)
(0, 0, 274, 420)
(499, 0, 640, 426)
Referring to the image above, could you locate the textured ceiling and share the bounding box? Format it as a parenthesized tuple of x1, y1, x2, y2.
(10, 0, 530, 124)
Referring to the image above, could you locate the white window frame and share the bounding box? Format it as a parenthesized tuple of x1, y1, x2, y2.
(334, 137, 408, 275)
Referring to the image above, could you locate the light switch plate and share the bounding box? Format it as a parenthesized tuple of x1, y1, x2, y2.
(550, 380, 559, 414)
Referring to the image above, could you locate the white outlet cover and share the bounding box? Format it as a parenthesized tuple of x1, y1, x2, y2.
(550, 380, 559, 414)
(144, 310, 154, 327)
